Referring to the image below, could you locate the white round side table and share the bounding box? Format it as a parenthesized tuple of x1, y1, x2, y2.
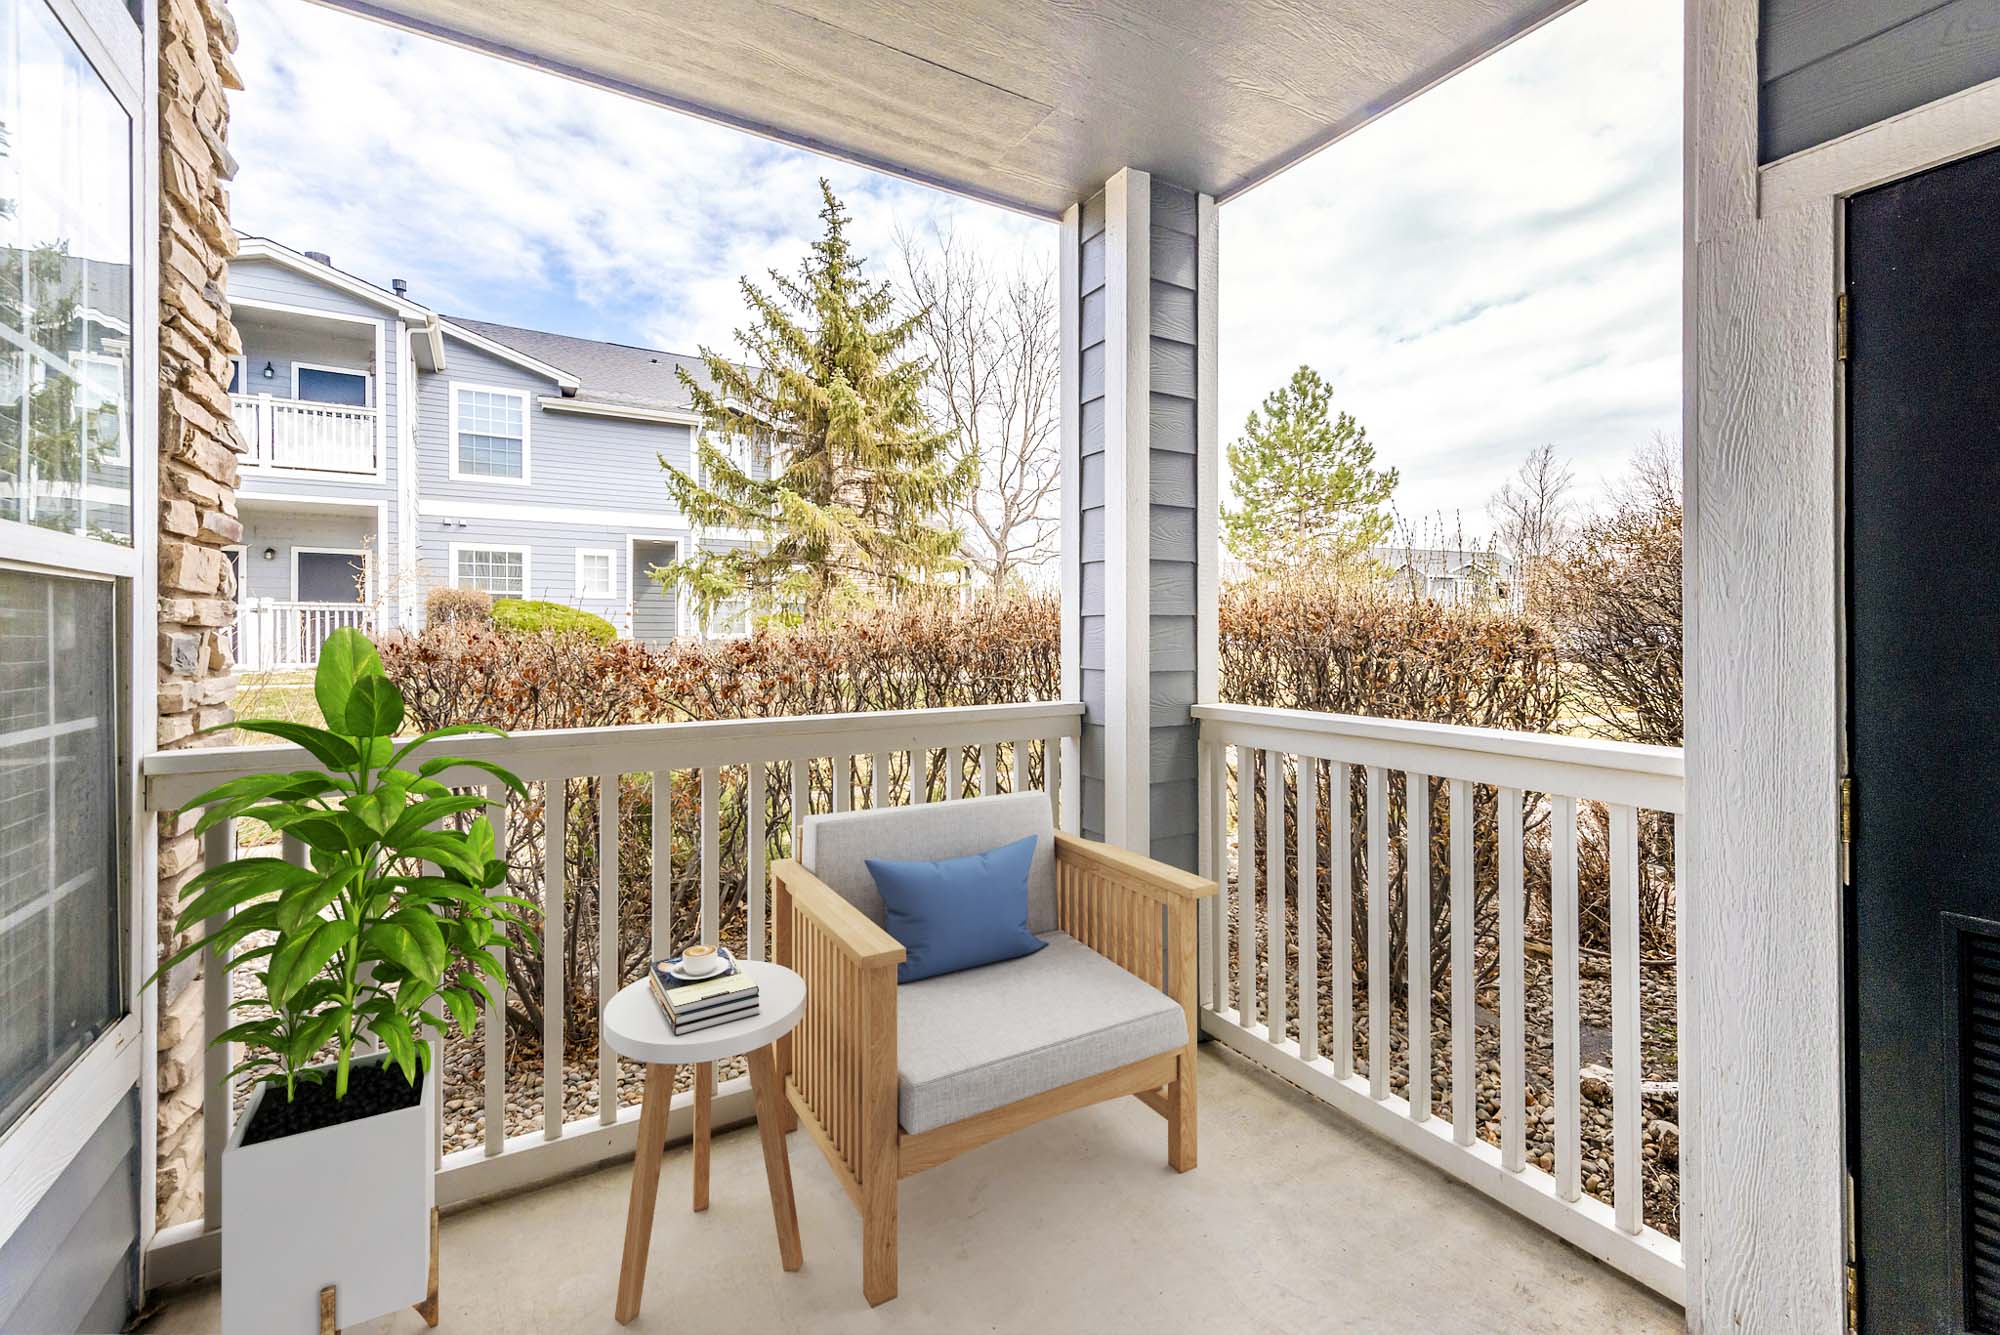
(600, 960, 807, 1325)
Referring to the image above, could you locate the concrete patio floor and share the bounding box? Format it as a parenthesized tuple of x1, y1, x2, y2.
(139, 1045, 1682, 1334)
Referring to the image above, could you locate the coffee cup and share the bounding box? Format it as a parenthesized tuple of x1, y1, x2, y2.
(680, 944, 724, 977)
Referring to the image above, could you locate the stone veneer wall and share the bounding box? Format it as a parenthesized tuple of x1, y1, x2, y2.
(153, 0, 244, 1229)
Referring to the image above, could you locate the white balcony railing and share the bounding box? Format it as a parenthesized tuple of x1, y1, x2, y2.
(229, 393, 378, 474)
(1190, 704, 1685, 1302)
(140, 701, 1083, 1284)
(231, 600, 377, 671)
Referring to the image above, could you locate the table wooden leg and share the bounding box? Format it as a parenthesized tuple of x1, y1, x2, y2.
(693, 1061, 713, 1212)
(747, 1044, 803, 1272)
(615, 1062, 678, 1324)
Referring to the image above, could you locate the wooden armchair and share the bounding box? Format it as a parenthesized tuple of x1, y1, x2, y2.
(770, 793, 1216, 1306)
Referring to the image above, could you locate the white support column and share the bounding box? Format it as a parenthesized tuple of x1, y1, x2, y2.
(1061, 167, 1216, 869)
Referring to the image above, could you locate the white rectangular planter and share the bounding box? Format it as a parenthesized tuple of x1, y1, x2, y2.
(222, 1054, 435, 1334)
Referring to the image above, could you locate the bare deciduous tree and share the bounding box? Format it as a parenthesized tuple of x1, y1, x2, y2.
(898, 224, 1060, 591)
(1489, 442, 1576, 612)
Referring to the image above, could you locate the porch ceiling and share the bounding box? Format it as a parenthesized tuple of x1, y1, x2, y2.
(318, 0, 1579, 217)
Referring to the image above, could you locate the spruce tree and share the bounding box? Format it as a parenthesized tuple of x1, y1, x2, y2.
(1223, 365, 1398, 575)
(658, 180, 973, 624)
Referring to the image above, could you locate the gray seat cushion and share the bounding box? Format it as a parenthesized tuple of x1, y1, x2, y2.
(895, 931, 1188, 1134)
(802, 791, 1059, 934)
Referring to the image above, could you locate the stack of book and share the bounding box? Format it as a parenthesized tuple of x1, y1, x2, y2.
(649, 959, 760, 1035)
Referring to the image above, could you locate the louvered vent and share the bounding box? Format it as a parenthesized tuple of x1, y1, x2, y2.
(1962, 930, 2000, 1331)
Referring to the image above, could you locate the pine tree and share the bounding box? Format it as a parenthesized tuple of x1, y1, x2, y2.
(1223, 365, 1398, 575)
(658, 180, 974, 625)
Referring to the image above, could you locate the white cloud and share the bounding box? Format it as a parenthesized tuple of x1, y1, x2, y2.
(231, 0, 1677, 531)
(227, 0, 1050, 355)
(1219, 0, 1683, 534)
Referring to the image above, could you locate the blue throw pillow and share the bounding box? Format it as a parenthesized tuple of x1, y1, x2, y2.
(865, 834, 1047, 984)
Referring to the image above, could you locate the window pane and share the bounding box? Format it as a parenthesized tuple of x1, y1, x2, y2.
(294, 367, 367, 407)
(0, 1, 134, 545)
(456, 549, 523, 597)
(578, 551, 610, 596)
(0, 569, 120, 1133)
(455, 389, 523, 478)
(456, 433, 521, 478)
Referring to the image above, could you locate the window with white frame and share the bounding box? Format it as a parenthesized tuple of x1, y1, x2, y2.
(453, 546, 527, 598)
(574, 548, 614, 599)
(451, 385, 528, 480)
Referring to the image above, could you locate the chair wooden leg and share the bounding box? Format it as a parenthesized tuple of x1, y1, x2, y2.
(614, 1062, 677, 1324)
(692, 1062, 713, 1212)
(746, 1045, 803, 1271)
(1167, 1047, 1197, 1173)
(861, 1180, 897, 1307)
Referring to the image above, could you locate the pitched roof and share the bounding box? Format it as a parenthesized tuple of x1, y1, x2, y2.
(447, 317, 716, 415)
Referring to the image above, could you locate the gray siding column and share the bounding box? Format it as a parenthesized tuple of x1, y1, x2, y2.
(1060, 169, 1218, 870)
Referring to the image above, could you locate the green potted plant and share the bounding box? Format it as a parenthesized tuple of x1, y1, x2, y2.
(149, 630, 534, 1333)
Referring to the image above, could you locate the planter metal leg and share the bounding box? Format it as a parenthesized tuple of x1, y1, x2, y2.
(318, 1284, 338, 1335)
(414, 1205, 440, 1326)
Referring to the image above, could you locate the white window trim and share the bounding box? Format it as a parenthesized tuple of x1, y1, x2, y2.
(289, 545, 370, 604)
(448, 542, 532, 598)
(447, 381, 532, 485)
(289, 359, 372, 407)
(574, 546, 616, 600)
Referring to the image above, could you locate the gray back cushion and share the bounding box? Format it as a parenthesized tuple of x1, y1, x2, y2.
(801, 792, 1059, 934)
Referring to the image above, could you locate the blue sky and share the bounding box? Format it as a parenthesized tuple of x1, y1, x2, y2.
(228, 0, 1679, 531)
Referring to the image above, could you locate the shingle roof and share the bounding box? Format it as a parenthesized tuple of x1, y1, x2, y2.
(448, 317, 717, 414)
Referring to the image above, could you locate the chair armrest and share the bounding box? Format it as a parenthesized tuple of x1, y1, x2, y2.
(1053, 834, 1217, 902)
(771, 860, 906, 969)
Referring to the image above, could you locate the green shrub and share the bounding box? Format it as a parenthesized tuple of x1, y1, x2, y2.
(491, 599, 616, 642)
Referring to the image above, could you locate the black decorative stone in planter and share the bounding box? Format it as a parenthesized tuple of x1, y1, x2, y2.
(240, 1054, 425, 1146)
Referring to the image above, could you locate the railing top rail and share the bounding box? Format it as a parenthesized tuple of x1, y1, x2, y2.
(143, 699, 1084, 810)
(1193, 702, 1683, 811)
(230, 392, 377, 414)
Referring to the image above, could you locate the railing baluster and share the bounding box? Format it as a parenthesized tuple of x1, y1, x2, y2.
(700, 766, 720, 945)
(1449, 778, 1473, 1147)
(790, 759, 807, 854)
(598, 773, 619, 1125)
(748, 762, 768, 961)
(201, 817, 236, 1233)
(544, 779, 565, 1141)
(1552, 793, 1581, 1200)
(1010, 739, 1026, 794)
(1047, 738, 1064, 829)
(1298, 755, 1319, 1062)
(1265, 749, 1285, 1045)
(1610, 802, 1642, 1234)
(1499, 785, 1525, 1172)
(484, 784, 508, 1158)
(834, 755, 851, 813)
(1234, 747, 1255, 1026)
(1406, 771, 1430, 1121)
(1366, 765, 1388, 1100)
(1199, 736, 1224, 1011)
(980, 742, 997, 797)
(911, 747, 929, 805)
(651, 769, 671, 959)
(871, 751, 888, 809)
(1331, 761, 1353, 1079)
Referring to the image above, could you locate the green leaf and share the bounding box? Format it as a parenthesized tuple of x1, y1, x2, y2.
(387, 724, 509, 773)
(382, 794, 491, 847)
(392, 906, 449, 976)
(269, 919, 356, 1006)
(394, 834, 481, 881)
(413, 756, 529, 799)
(232, 720, 359, 771)
(439, 987, 477, 1037)
(341, 674, 405, 739)
(314, 627, 383, 730)
(363, 922, 432, 986)
(175, 862, 321, 924)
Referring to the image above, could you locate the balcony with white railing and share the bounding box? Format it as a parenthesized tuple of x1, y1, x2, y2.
(136, 700, 1684, 1332)
(229, 599, 377, 670)
(229, 393, 379, 475)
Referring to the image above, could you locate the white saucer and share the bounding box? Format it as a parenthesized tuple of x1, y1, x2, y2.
(665, 946, 736, 983)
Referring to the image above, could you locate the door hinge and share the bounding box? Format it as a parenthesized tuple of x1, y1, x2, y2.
(1838, 292, 1851, 362)
(1840, 774, 1855, 885)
